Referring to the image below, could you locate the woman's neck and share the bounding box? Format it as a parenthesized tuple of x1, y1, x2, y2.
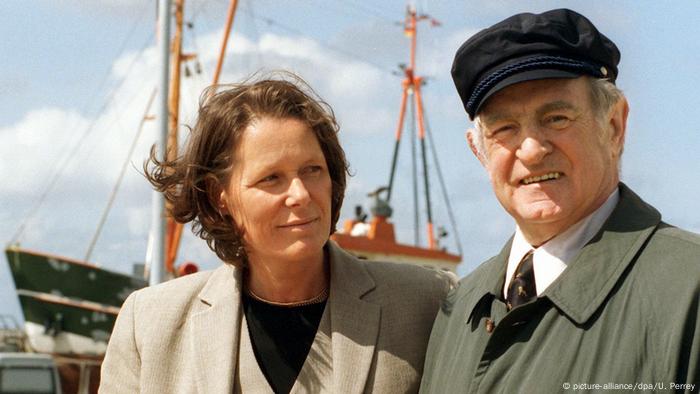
(244, 250, 328, 304)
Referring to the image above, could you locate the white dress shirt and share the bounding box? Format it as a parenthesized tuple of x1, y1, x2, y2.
(503, 189, 620, 299)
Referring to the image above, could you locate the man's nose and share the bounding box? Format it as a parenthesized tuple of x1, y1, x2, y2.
(515, 128, 552, 164)
(285, 178, 311, 207)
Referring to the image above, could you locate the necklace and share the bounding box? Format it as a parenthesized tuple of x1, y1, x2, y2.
(245, 286, 329, 307)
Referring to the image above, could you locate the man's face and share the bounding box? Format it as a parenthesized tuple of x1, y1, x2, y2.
(471, 77, 627, 245)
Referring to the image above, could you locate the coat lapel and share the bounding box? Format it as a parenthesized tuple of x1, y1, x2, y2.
(327, 241, 380, 394)
(544, 183, 662, 324)
(190, 264, 243, 394)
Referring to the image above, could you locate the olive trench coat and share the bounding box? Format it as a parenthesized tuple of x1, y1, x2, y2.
(420, 184, 699, 393)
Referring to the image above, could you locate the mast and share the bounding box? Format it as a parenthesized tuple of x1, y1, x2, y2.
(386, 6, 438, 250)
(164, 0, 185, 277)
(212, 0, 240, 90)
(150, 0, 171, 285)
(166, 0, 239, 272)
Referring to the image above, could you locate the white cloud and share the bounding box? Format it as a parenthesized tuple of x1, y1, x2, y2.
(0, 108, 88, 193)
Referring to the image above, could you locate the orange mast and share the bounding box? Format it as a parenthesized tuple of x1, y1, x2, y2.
(166, 0, 239, 274)
(386, 6, 438, 250)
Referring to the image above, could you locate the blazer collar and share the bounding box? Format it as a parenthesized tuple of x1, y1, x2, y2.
(326, 241, 381, 394)
(190, 263, 243, 394)
(466, 183, 661, 325)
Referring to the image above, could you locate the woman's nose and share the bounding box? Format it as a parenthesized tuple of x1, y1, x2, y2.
(285, 178, 311, 206)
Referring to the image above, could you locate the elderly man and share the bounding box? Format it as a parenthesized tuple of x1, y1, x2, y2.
(420, 9, 699, 393)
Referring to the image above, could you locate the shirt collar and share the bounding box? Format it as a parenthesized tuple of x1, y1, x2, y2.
(504, 189, 620, 297)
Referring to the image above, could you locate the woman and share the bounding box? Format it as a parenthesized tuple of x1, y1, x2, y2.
(100, 74, 452, 394)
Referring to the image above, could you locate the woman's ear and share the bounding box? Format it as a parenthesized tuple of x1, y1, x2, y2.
(206, 175, 228, 216)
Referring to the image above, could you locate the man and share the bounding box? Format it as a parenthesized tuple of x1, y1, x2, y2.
(420, 9, 699, 393)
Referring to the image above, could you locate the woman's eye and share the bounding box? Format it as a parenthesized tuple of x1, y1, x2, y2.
(302, 165, 323, 175)
(259, 174, 278, 184)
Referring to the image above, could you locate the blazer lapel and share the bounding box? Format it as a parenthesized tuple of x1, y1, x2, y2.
(190, 264, 243, 394)
(291, 304, 333, 393)
(236, 314, 275, 393)
(327, 241, 381, 394)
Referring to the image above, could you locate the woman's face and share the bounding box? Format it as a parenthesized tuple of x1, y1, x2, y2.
(219, 117, 332, 266)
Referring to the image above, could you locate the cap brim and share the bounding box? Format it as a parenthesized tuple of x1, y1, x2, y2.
(474, 69, 581, 116)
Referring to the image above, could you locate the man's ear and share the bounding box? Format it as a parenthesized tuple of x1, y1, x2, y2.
(608, 97, 629, 158)
(466, 129, 487, 167)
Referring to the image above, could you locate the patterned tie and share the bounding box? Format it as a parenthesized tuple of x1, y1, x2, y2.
(506, 250, 537, 310)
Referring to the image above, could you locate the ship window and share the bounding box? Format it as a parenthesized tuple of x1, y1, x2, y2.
(0, 367, 55, 393)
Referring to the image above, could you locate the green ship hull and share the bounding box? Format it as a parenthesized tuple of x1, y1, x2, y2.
(5, 247, 146, 308)
(5, 247, 146, 355)
(17, 290, 118, 355)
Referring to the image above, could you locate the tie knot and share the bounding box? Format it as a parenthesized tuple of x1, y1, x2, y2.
(506, 250, 536, 310)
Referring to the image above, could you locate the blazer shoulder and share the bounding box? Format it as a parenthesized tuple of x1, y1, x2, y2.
(362, 259, 455, 298)
(125, 269, 217, 319)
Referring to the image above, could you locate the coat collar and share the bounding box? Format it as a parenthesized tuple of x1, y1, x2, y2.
(466, 183, 661, 325)
(326, 240, 381, 394)
(544, 183, 660, 324)
(190, 263, 243, 394)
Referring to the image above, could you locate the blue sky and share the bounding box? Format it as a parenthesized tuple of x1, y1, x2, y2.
(1, 0, 699, 321)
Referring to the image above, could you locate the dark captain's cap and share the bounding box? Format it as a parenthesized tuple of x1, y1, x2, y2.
(452, 8, 620, 119)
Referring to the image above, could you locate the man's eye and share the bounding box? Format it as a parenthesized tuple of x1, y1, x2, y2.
(545, 115, 571, 128)
(488, 125, 515, 137)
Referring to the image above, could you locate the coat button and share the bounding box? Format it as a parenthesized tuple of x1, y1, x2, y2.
(485, 318, 494, 333)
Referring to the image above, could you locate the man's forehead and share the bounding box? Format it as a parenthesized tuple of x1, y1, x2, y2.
(478, 78, 586, 123)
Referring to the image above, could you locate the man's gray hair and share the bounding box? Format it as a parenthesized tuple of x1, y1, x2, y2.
(471, 77, 624, 159)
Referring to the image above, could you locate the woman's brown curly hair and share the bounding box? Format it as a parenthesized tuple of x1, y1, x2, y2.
(145, 73, 350, 266)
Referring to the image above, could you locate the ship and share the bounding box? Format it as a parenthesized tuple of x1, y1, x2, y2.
(331, 8, 462, 272)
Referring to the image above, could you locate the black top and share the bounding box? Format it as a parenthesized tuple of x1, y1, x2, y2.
(242, 293, 326, 394)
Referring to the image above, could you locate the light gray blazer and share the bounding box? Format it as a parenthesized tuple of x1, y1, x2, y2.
(99, 241, 452, 393)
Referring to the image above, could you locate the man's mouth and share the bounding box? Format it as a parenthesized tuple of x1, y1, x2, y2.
(521, 172, 561, 185)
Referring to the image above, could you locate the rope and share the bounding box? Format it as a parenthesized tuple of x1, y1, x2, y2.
(83, 89, 157, 262)
(423, 108, 464, 256)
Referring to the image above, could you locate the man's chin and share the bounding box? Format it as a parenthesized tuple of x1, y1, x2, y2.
(514, 202, 565, 223)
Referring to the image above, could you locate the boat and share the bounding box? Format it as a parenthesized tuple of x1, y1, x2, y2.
(331, 7, 462, 272)
(4, 247, 145, 355)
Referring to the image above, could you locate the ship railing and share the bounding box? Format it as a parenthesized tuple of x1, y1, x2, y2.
(0, 314, 28, 352)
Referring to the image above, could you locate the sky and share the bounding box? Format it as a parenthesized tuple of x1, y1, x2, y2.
(1, 0, 699, 321)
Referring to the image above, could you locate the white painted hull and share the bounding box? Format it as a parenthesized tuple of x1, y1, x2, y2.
(24, 322, 107, 356)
